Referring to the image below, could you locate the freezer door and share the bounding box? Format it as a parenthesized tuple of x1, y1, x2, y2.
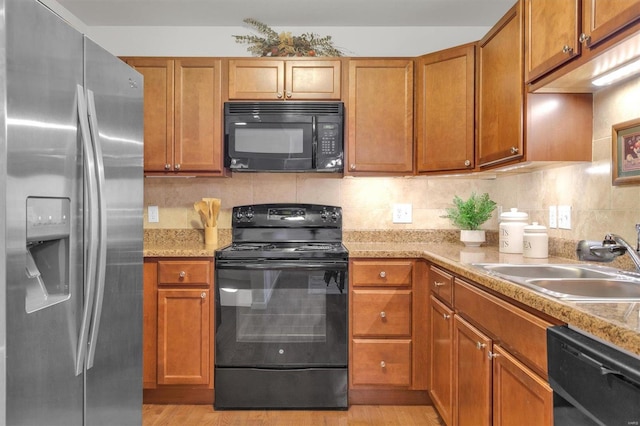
(83, 37, 144, 426)
(5, 0, 84, 424)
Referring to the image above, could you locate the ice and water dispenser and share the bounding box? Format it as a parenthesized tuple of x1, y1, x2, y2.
(25, 197, 71, 313)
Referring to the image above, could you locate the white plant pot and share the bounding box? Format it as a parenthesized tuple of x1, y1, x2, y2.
(460, 230, 486, 247)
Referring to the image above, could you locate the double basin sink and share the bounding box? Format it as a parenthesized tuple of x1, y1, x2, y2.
(472, 263, 640, 302)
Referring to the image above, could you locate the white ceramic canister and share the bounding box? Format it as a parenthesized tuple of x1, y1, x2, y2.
(523, 222, 548, 258)
(499, 208, 529, 254)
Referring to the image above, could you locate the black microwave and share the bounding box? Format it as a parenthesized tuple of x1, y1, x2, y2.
(224, 101, 344, 172)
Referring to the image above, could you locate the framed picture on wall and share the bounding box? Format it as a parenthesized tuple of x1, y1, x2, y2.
(612, 117, 640, 186)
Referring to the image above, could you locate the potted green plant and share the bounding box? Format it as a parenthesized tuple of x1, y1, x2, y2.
(442, 192, 497, 246)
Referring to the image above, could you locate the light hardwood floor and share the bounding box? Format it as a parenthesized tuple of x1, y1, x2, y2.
(142, 404, 444, 425)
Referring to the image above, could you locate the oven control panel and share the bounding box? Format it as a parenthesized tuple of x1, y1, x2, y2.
(232, 204, 342, 227)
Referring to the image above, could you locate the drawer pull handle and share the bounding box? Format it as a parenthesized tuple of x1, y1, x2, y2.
(380, 361, 386, 368)
(443, 313, 450, 320)
(476, 342, 486, 350)
(379, 271, 386, 278)
(434, 281, 445, 287)
(201, 292, 206, 299)
(179, 271, 186, 278)
(380, 311, 386, 318)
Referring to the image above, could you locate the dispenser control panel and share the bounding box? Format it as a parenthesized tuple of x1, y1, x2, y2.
(26, 197, 71, 241)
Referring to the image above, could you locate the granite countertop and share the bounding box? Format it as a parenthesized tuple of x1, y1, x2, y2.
(143, 229, 640, 357)
(347, 241, 640, 358)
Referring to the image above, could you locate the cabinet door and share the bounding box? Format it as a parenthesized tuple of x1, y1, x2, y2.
(174, 58, 223, 173)
(416, 44, 475, 173)
(477, 2, 524, 168)
(157, 288, 210, 385)
(429, 296, 454, 426)
(492, 345, 553, 426)
(347, 59, 414, 174)
(126, 58, 174, 172)
(583, 0, 640, 48)
(286, 60, 341, 100)
(143, 261, 158, 389)
(454, 316, 492, 426)
(228, 59, 285, 100)
(525, 0, 581, 82)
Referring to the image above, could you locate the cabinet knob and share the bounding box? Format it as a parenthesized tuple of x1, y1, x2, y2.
(380, 311, 386, 318)
(201, 292, 206, 299)
(179, 271, 186, 278)
(285, 91, 292, 99)
(380, 361, 386, 368)
(164, 163, 171, 170)
(443, 313, 450, 320)
(464, 159, 471, 167)
(434, 281, 445, 287)
(579, 33, 591, 44)
(350, 164, 356, 171)
(488, 351, 500, 360)
(476, 341, 486, 350)
(174, 163, 181, 171)
(276, 92, 283, 99)
(510, 146, 519, 155)
(562, 45, 574, 54)
(379, 271, 386, 278)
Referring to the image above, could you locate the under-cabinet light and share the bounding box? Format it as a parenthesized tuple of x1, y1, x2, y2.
(592, 58, 640, 87)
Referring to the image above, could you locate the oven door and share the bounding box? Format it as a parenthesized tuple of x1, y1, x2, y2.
(215, 260, 348, 368)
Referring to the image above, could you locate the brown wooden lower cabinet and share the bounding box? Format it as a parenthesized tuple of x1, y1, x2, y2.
(143, 258, 214, 404)
(427, 263, 559, 426)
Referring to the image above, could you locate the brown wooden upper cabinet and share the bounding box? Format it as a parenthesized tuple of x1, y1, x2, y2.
(228, 58, 341, 100)
(477, 2, 524, 168)
(525, 0, 640, 84)
(346, 59, 414, 175)
(416, 43, 475, 174)
(125, 58, 224, 175)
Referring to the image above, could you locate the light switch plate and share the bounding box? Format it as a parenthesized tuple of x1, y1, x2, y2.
(558, 205, 571, 229)
(392, 203, 412, 224)
(148, 205, 159, 223)
(548, 206, 557, 229)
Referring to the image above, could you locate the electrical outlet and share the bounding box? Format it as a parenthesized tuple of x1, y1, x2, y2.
(148, 205, 159, 223)
(549, 205, 557, 229)
(558, 205, 571, 229)
(392, 203, 412, 224)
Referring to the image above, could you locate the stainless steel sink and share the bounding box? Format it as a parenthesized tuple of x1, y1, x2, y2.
(525, 278, 640, 301)
(472, 263, 640, 302)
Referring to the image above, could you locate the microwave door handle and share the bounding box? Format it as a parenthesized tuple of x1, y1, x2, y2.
(312, 115, 317, 169)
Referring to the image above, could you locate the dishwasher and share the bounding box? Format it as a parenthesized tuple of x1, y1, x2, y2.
(547, 325, 640, 425)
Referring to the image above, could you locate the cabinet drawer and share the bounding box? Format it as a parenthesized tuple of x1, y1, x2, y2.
(158, 260, 212, 286)
(454, 278, 552, 377)
(429, 265, 453, 306)
(352, 290, 411, 337)
(352, 339, 411, 386)
(352, 260, 412, 287)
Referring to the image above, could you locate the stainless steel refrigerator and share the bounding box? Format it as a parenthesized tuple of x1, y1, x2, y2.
(1, 0, 144, 424)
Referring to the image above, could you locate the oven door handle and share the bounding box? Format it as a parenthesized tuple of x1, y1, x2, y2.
(216, 261, 348, 271)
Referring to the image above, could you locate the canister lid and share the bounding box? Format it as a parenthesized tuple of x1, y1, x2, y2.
(499, 208, 529, 221)
(524, 222, 547, 233)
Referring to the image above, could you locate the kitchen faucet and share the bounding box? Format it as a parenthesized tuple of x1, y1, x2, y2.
(576, 224, 640, 272)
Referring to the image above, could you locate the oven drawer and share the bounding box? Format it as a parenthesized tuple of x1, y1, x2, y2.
(352, 290, 411, 337)
(352, 339, 411, 386)
(158, 260, 212, 286)
(352, 260, 412, 287)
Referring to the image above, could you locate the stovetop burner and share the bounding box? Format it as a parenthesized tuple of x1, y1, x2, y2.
(216, 203, 348, 261)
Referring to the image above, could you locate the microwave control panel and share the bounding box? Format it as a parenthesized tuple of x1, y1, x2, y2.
(318, 123, 340, 155)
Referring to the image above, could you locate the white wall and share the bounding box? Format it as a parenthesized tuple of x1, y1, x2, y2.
(40, 0, 490, 58)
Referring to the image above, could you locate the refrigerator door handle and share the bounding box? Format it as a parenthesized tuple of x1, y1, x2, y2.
(75, 84, 99, 376)
(85, 89, 107, 370)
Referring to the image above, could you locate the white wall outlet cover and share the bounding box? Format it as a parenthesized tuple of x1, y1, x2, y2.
(148, 205, 159, 223)
(392, 203, 412, 223)
(558, 205, 571, 229)
(548, 205, 557, 229)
